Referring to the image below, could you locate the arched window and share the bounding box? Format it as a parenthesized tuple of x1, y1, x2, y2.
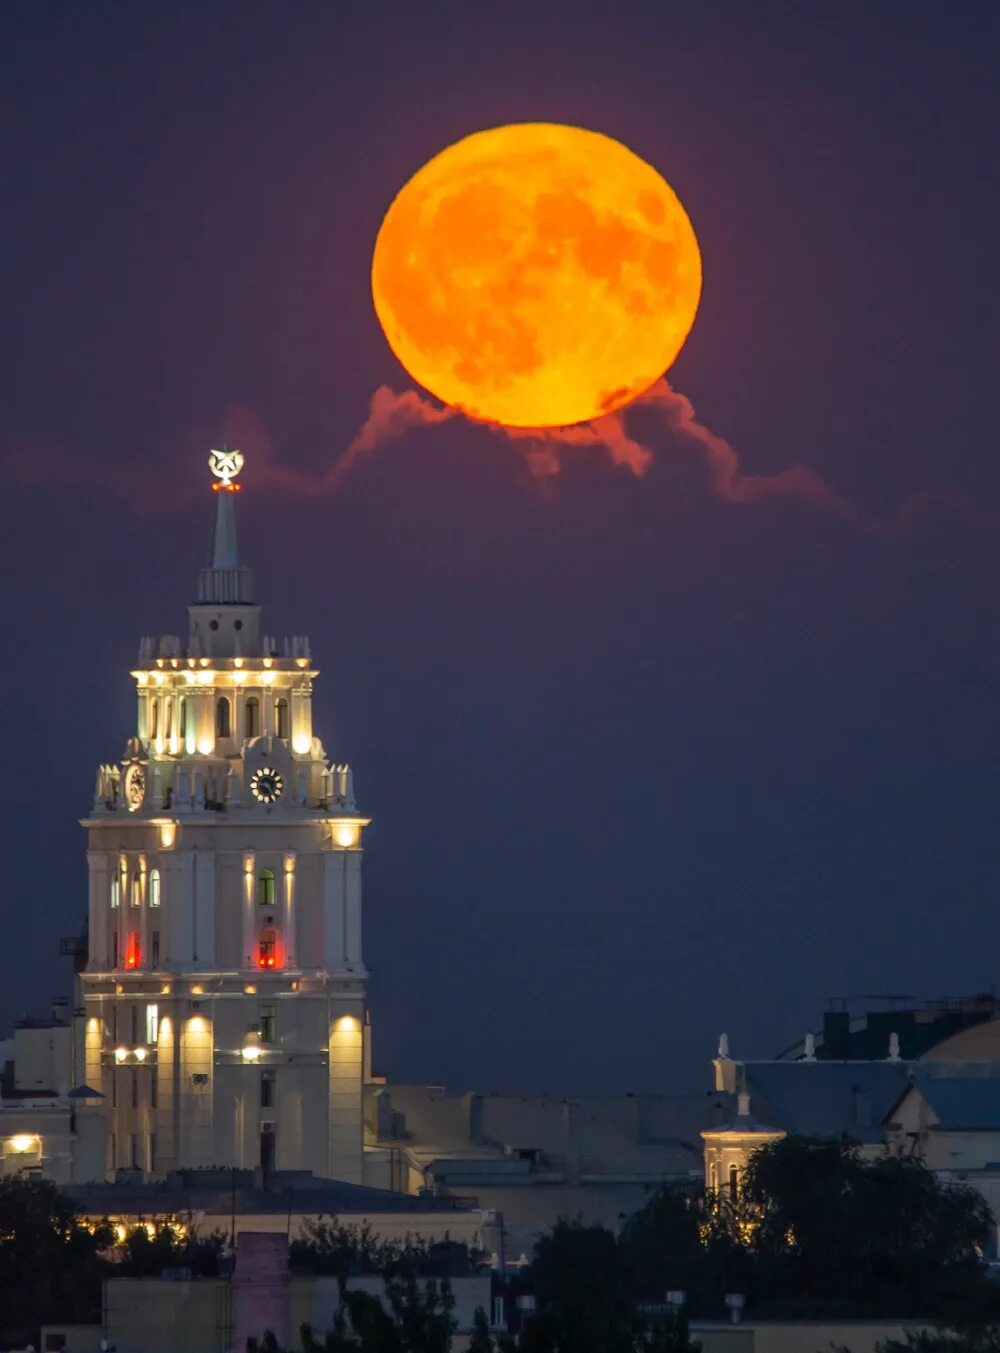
(150, 699, 159, 740)
(131, 873, 142, 906)
(149, 869, 161, 908)
(110, 876, 120, 909)
(216, 696, 231, 738)
(179, 697, 187, 739)
(245, 697, 260, 739)
(165, 701, 173, 739)
(257, 869, 275, 907)
(275, 698, 289, 739)
(728, 1164, 738, 1200)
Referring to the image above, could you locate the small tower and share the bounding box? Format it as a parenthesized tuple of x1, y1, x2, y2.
(80, 449, 370, 1183)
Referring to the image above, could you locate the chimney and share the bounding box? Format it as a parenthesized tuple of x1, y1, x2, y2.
(823, 1010, 850, 1060)
(465, 1091, 484, 1145)
(374, 1089, 395, 1139)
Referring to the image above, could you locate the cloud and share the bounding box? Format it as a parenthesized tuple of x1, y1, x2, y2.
(3, 379, 983, 536)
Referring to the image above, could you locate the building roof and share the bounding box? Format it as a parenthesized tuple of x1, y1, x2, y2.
(741, 1061, 912, 1144)
(66, 1169, 478, 1219)
(909, 1077, 1000, 1130)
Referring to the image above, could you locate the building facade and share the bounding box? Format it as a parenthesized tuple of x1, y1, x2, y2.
(78, 448, 369, 1182)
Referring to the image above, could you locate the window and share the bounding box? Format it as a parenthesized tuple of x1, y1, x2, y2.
(728, 1164, 738, 1200)
(111, 1075, 117, 1108)
(257, 869, 275, 907)
(149, 1133, 156, 1169)
(131, 1071, 138, 1109)
(261, 1071, 276, 1109)
(110, 876, 120, 909)
(165, 701, 173, 739)
(258, 929, 277, 969)
(131, 1006, 138, 1044)
(150, 699, 159, 740)
(179, 697, 187, 739)
(149, 869, 161, 908)
(112, 933, 119, 968)
(709, 1162, 718, 1193)
(245, 697, 260, 739)
(130, 1133, 139, 1169)
(145, 1004, 158, 1045)
(275, 698, 289, 739)
(216, 696, 231, 738)
(260, 1003, 276, 1045)
(151, 931, 160, 968)
(131, 873, 142, 906)
(151, 1076, 157, 1109)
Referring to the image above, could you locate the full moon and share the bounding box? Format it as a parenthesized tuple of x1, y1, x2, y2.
(371, 122, 702, 429)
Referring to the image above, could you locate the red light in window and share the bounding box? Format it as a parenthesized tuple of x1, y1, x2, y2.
(125, 934, 140, 969)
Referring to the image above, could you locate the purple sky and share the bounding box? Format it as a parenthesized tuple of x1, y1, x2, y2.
(2, 2, 999, 1091)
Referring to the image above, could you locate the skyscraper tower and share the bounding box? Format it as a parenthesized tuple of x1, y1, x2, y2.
(80, 449, 369, 1182)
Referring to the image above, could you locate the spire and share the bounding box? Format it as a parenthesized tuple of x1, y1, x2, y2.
(212, 484, 240, 570)
(197, 445, 254, 604)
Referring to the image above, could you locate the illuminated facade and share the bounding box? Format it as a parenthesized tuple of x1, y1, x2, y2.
(79, 449, 369, 1182)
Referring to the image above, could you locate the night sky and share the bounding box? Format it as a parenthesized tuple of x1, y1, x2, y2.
(3, 2, 1000, 1093)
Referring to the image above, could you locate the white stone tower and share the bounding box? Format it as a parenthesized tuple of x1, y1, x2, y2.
(80, 448, 369, 1182)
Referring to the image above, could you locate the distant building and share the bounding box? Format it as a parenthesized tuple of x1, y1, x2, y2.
(706, 997, 1000, 1240)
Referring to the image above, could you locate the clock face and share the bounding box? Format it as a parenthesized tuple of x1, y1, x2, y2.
(251, 767, 283, 804)
(124, 764, 145, 811)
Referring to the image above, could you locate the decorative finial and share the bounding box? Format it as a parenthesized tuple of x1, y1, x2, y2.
(209, 443, 244, 489)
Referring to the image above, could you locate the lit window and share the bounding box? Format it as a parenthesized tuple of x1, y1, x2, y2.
(149, 869, 161, 908)
(275, 698, 289, 739)
(131, 873, 142, 907)
(257, 929, 277, 969)
(110, 876, 120, 909)
(245, 696, 260, 739)
(216, 697, 231, 738)
(257, 870, 275, 907)
(145, 1004, 158, 1045)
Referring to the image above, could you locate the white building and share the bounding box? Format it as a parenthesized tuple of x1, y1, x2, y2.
(74, 446, 370, 1183)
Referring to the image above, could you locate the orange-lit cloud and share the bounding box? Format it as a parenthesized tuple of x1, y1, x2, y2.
(3, 381, 981, 538)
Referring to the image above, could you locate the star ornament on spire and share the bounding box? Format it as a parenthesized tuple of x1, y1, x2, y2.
(209, 444, 245, 492)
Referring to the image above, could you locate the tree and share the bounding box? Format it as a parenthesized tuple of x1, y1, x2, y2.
(468, 1308, 495, 1353)
(0, 1175, 107, 1335)
(741, 1136, 995, 1319)
(619, 1181, 751, 1316)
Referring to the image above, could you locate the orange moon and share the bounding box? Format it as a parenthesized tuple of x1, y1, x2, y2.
(371, 123, 702, 429)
